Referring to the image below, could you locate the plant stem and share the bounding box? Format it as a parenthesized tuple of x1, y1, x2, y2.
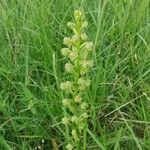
(83, 127, 87, 150)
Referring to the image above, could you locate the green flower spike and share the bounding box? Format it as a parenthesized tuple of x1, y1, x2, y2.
(60, 9, 94, 149)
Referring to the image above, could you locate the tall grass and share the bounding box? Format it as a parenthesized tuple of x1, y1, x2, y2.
(0, 0, 150, 149)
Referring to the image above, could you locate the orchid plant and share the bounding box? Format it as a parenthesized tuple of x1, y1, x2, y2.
(60, 10, 94, 150)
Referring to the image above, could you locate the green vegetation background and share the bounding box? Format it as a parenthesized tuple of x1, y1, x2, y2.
(0, 0, 150, 149)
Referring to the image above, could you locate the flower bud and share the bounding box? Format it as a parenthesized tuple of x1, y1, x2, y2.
(74, 10, 83, 21)
(82, 21, 88, 28)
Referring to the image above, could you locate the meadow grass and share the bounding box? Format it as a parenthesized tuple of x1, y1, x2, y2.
(0, 0, 150, 149)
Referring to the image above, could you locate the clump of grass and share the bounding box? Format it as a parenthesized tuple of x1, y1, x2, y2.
(1, 0, 150, 149)
(60, 10, 94, 149)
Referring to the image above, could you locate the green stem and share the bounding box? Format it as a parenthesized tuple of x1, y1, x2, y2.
(83, 127, 87, 150)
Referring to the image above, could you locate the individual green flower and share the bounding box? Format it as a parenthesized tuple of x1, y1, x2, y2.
(62, 99, 70, 107)
(80, 60, 94, 75)
(60, 81, 73, 91)
(82, 21, 88, 29)
(65, 63, 74, 73)
(85, 41, 94, 51)
(78, 78, 91, 89)
(80, 102, 88, 110)
(81, 33, 88, 41)
(68, 51, 78, 61)
(71, 35, 79, 43)
(71, 115, 78, 123)
(67, 22, 75, 29)
(74, 10, 83, 21)
(66, 144, 74, 150)
(74, 117, 84, 126)
(74, 95, 82, 103)
(81, 60, 94, 69)
(62, 117, 70, 125)
(82, 112, 88, 119)
(63, 37, 72, 46)
(61, 48, 71, 56)
(71, 129, 79, 142)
